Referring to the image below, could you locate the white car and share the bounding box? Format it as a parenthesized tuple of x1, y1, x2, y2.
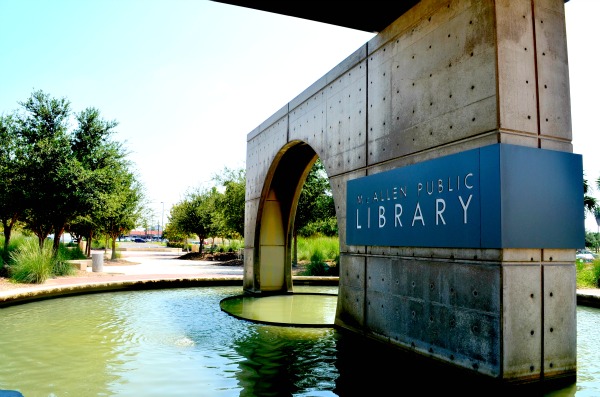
(576, 249, 595, 263)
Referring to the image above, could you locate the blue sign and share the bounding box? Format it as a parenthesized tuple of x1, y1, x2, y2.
(346, 144, 584, 249)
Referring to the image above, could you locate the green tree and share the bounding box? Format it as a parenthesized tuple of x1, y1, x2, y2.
(67, 214, 95, 256)
(293, 159, 336, 264)
(98, 168, 144, 260)
(71, 108, 120, 164)
(169, 187, 219, 254)
(163, 222, 189, 245)
(69, 107, 131, 256)
(0, 114, 26, 269)
(7, 90, 143, 259)
(295, 159, 334, 231)
(15, 90, 81, 251)
(585, 230, 600, 252)
(584, 173, 597, 216)
(213, 167, 245, 239)
(137, 203, 157, 239)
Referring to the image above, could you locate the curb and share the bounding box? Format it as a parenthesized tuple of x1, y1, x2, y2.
(4, 276, 595, 309)
(0, 277, 243, 308)
(577, 292, 600, 309)
(0, 276, 340, 308)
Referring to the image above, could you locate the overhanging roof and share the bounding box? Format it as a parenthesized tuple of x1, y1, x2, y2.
(211, 1, 571, 33)
(210, 1, 421, 33)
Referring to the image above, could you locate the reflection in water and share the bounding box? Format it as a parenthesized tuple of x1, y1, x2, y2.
(221, 293, 338, 326)
(233, 326, 339, 396)
(0, 286, 597, 396)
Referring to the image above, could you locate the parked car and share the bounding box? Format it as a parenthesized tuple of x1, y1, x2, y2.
(576, 249, 595, 263)
(134, 238, 146, 243)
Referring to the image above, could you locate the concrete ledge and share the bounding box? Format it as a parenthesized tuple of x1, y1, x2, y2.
(0, 276, 339, 308)
(0, 277, 244, 307)
(66, 259, 92, 271)
(577, 292, 600, 308)
(293, 276, 339, 286)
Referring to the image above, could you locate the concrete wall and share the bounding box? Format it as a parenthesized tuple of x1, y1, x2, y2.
(244, 0, 575, 384)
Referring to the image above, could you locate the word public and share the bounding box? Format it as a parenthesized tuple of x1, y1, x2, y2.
(354, 173, 475, 230)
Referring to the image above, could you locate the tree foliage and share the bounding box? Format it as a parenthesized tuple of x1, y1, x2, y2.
(165, 160, 336, 261)
(0, 89, 143, 261)
(585, 230, 600, 252)
(583, 173, 597, 217)
(169, 187, 220, 254)
(68, 106, 142, 257)
(166, 167, 246, 249)
(16, 90, 77, 250)
(0, 114, 26, 269)
(162, 222, 189, 245)
(290, 159, 337, 265)
(98, 168, 144, 259)
(296, 159, 336, 237)
(213, 167, 245, 239)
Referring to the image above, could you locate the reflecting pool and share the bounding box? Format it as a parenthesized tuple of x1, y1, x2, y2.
(0, 286, 597, 396)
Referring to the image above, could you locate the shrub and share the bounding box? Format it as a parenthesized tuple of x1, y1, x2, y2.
(0, 233, 29, 265)
(6, 237, 84, 282)
(52, 258, 76, 277)
(9, 238, 54, 284)
(299, 249, 340, 276)
(577, 260, 600, 288)
(56, 244, 87, 261)
(297, 236, 339, 262)
(50, 244, 82, 276)
(298, 218, 338, 237)
(226, 239, 244, 251)
(91, 239, 105, 250)
(301, 249, 329, 276)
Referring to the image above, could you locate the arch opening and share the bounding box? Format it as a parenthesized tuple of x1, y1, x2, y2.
(249, 141, 337, 295)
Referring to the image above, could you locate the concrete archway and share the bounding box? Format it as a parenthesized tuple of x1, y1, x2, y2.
(242, 0, 582, 385)
(245, 141, 319, 294)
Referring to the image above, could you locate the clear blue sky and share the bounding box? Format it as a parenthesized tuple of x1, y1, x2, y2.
(1, 0, 598, 231)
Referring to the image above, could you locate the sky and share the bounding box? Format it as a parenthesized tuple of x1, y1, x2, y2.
(0, 0, 598, 232)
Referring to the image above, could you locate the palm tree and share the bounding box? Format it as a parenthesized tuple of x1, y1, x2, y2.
(584, 173, 597, 216)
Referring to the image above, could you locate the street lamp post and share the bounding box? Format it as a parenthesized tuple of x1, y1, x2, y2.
(161, 201, 165, 239)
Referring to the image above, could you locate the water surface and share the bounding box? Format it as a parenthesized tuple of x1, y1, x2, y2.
(0, 286, 597, 396)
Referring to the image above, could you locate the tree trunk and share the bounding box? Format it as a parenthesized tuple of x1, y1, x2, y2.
(111, 236, 118, 260)
(0, 219, 14, 276)
(86, 232, 93, 257)
(1, 219, 13, 265)
(52, 225, 65, 255)
(293, 230, 298, 266)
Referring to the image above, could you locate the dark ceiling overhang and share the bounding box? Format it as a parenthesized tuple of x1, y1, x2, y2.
(210, 1, 421, 33)
(211, 1, 571, 33)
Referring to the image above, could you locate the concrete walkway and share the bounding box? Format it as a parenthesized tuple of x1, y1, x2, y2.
(0, 247, 598, 308)
(0, 248, 244, 306)
(0, 247, 338, 306)
(88, 247, 245, 277)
